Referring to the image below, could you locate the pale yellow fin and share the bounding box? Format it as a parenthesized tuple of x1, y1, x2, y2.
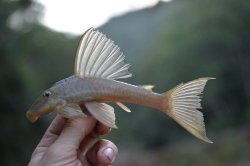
(56, 104, 87, 118)
(140, 85, 154, 91)
(163, 77, 215, 143)
(74, 28, 132, 80)
(116, 102, 131, 112)
(85, 102, 117, 128)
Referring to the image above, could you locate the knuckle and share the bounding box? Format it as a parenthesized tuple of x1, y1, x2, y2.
(95, 123, 111, 135)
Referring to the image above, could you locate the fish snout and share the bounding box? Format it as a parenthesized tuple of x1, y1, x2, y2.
(26, 111, 38, 123)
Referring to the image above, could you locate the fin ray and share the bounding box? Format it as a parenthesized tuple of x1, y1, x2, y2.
(56, 104, 87, 118)
(75, 28, 132, 80)
(85, 102, 117, 128)
(116, 102, 131, 112)
(162, 78, 214, 143)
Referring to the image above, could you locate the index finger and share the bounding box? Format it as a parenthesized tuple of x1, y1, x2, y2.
(51, 116, 96, 150)
(32, 115, 66, 156)
(41, 115, 66, 144)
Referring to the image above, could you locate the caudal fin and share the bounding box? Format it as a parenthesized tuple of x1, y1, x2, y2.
(163, 77, 214, 143)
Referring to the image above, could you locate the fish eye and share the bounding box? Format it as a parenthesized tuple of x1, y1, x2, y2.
(43, 91, 52, 97)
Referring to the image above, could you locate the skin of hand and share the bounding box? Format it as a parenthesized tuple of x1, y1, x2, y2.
(28, 115, 118, 166)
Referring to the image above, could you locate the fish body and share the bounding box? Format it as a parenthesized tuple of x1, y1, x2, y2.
(27, 28, 214, 143)
(52, 76, 162, 109)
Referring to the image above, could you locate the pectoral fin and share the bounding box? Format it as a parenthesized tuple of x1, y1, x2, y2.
(56, 104, 87, 118)
(85, 102, 117, 128)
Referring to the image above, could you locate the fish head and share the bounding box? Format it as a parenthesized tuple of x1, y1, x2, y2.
(26, 89, 65, 123)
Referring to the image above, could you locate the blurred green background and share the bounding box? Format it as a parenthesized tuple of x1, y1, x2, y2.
(1, 0, 250, 165)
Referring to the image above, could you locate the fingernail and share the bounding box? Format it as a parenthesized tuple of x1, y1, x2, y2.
(103, 147, 115, 163)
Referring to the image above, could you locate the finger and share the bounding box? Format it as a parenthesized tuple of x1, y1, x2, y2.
(79, 135, 98, 155)
(32, 115, 65, 155)
(86, 139, 118, 165)
(52, 116, 96, 149)
(79, 122, 111, 153)
(40, 115, 66, 144)
(94, 122, 112, 136)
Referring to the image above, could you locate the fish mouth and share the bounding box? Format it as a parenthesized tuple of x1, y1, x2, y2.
(26, 106, 53, 123)
(26, 111, 39, 123)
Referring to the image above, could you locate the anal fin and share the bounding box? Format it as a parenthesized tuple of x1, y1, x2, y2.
(85, 102, 117, 128)
(116, 102, 131, 112)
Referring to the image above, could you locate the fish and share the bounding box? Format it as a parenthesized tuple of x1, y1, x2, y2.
(26, 28, 214, 143)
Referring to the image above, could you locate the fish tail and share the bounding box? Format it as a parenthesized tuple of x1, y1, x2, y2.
(162, 77, 215, 143)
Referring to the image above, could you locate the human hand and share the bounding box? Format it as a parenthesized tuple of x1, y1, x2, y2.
(28, 115, 118, 166)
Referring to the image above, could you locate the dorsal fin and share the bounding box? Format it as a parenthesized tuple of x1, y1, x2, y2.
(74, 28, 132, 80)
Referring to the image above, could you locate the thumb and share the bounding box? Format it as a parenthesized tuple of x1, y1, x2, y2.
(53, 116, 96, 149)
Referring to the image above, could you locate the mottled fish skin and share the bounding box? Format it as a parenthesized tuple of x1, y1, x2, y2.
(51, 75, 163, 110)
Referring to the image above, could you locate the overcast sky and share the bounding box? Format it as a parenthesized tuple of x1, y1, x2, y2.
(36, 0, 170, 35)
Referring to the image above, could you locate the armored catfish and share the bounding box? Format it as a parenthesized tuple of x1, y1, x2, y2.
(26, 28, 214, 143)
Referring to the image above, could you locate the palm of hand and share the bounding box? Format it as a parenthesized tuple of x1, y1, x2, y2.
(28, 116, 117, 166)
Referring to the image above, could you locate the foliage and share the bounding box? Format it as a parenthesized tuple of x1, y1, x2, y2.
(0, 0, 249, 165)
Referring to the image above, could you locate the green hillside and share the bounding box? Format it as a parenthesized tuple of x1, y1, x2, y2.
(1, 0, 249, 165)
